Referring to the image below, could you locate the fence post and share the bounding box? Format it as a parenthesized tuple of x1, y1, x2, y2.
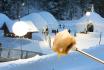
(25, 51, 28, 59)
(0, 43, 2, 57)
(99, 32, 102, 45)
(7, 48, 11, 58)
(20, 50, 23, 59)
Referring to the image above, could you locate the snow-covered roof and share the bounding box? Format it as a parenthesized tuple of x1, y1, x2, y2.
(24, 21, 39, 32)
(12, 21, 39, 36)
(76, 12, 104, 32)
(0, 11, 58, 33)
(21, 13, 47, 31)
(0, 13, 14, 32)
(78, 12, 104, 24)
(39, 11, 58, 29)
(21, 11, 58, 32)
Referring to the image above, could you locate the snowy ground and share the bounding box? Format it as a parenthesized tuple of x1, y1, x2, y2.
(0, 11, 104, 70)
(0, 45, 104, 70)
(0, 31, 104, 70)
(0, 31, 53, 54)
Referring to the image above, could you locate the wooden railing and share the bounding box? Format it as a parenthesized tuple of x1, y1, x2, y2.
(0, 47, 44, 62)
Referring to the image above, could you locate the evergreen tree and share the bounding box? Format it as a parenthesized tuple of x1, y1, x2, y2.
(1, 0, 104, 20)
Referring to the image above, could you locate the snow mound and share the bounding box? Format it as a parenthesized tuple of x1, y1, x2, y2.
(0, 46, 104, 70)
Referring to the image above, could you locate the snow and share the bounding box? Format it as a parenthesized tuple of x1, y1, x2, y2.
(21, 11, 59, 32)
(24, 21, 39, 32)
(75, 12, 104, 32)
(12, 21, 29, 36)
(59, 20, 78, 32)
(0, 30, 104, 70)
(21, 13, 47, 31)
(0, 46, 104, 70)
(0, 36, 46, 53)
(39, 11, 58, 30)
(0, 11, 104, 70)
(32, 32, 43, 40)
(0, 13, 14, 32)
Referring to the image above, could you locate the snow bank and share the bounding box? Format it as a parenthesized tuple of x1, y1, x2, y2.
(0, 46, 104, 70)
(75, 32, 104, 50)
(76, 34, 98, 49)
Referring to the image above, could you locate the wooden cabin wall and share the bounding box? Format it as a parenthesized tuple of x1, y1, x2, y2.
(24, 32, 32, 39)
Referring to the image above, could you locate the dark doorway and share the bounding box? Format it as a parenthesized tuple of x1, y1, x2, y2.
(87, 23, 94, 32)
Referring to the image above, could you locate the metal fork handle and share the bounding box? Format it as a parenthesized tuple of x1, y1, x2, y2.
(76, 48, 104, 64)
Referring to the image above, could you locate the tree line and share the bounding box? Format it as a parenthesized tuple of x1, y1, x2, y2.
(0, 0, 104, 20)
